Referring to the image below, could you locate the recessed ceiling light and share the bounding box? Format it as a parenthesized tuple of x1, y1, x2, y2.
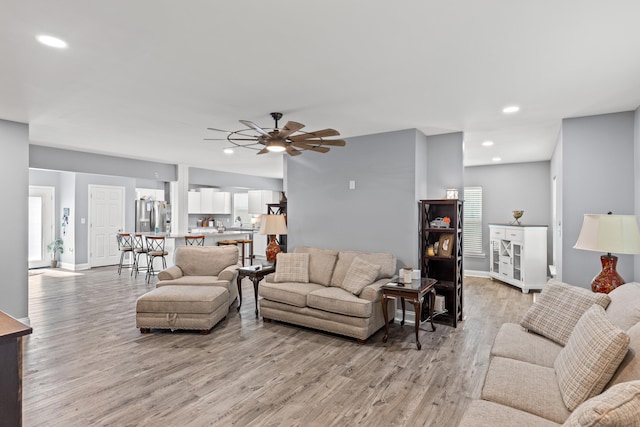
(492, 157, 502, 162)
(482, 141, 494, 147)
(36, 34, 68, 49)
(502, 105, 520, 114)
(223, 148, 234, 155)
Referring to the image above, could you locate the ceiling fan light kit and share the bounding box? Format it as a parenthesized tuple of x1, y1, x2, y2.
(205, 112, 346, 156)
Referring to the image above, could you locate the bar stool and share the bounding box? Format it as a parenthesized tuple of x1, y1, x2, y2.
(236, 239, 254, 266)
(132, 233, 149, 278)
(217, 240, 238, 247)
(185, 235, 205, 246)
(145, 236, 168, 283)
(116, 233, 134, 275)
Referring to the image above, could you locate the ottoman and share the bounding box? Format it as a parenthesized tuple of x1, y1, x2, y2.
(136, 285, 229, 334)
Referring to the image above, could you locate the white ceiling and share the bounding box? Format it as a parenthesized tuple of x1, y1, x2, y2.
(2, 1, 640, 178)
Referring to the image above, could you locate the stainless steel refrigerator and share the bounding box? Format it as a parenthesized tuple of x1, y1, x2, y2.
(135, 200, 168, 233)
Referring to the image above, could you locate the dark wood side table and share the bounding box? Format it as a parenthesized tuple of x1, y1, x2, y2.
(236, 265, 276, 316)
(1, 311, 33, 427)
(381, 278, 437, 350)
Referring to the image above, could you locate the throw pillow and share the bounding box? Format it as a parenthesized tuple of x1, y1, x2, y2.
(606, 321, 640, 387)
(520, 279, 611, 346)
(274, 253, 309, 283)
(606, 282, 640, 331)
(340, 257, 381, 296)
(563, 380, 640, 427)
(554, 305, 630, 411)
(294, 247, 338, 286)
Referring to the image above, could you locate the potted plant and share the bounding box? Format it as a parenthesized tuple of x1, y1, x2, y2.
(47, 238, 64, 268)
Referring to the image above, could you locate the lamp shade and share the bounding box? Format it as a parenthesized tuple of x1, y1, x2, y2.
(574, 214, 640, 254)
(259, 214, 288, 235)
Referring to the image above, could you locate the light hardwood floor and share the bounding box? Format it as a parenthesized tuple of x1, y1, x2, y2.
(23, 267, 534, 427)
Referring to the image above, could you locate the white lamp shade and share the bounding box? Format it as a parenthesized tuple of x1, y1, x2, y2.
(574, 214, 640, 254)
(259, 214, 288, 235)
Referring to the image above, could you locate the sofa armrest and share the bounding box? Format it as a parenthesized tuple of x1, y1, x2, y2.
(359, 278, 392, 302)
(218, 264, 240, 282)
(157, 265, 183, 281)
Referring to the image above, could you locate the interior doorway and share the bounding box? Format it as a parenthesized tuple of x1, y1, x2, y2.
(89, 185, 125, 267)
(28, 186, 55, 269)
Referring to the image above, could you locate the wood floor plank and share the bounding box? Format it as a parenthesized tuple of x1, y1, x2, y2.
(22, 268, 534, 426)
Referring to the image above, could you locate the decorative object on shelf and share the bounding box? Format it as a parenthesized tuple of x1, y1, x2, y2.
(430, 217, 451, 228)
(400, 266, 413, 284)
(47, 238, 64, 268)
(259, 214, 288, 263)
(511, 210, 524, 225)
(437, 234, 453, 257)
(446, 189, 459, 200)
(427, 245, 435, 256)
(205, 112, 346, 156)
(574, 212, 640, 294)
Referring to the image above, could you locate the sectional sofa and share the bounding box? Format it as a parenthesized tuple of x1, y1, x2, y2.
(459, 280, 640, 426)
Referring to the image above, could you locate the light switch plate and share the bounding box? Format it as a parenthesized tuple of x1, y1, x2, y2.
(349, 180, 356, 190)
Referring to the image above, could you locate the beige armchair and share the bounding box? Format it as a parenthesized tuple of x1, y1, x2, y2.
(156, 245, 240, 306)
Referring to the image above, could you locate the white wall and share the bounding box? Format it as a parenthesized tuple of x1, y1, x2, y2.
(560, 112, 636, 288)
(0, 120, 29, 320)
(426, 132, 464, 199)
(635, 106, 640, 279)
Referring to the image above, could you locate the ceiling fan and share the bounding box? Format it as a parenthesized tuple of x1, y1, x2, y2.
(205, 112, 346, 156)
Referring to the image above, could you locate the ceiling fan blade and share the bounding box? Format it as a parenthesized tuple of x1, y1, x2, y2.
(286, 146, 302, 156)
(277, 121, 305, 138)
(239, 120, 270, 137)
(289, 128, 340, 141)
(292, 141, 330, 153)
(256, 148, 269, 155)
(300, 139, 346, 147)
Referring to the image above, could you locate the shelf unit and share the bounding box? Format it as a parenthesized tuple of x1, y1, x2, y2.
(419, 199, 464, 327)
(267, 202, 287, 253)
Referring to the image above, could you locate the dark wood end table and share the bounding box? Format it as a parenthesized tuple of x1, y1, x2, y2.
(236, 265, 275, 316)
(381, 277, 437, 350)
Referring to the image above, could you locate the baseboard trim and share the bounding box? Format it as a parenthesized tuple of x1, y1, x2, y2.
(18, 317, 31, 326)
(464, 269, 490, 278)
(59, 262, 91, 271)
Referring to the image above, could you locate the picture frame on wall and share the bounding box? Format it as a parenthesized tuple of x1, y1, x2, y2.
(437, 234, 453, 257)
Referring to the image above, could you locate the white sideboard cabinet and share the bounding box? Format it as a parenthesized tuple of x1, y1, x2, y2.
(489, 224, 548, 293)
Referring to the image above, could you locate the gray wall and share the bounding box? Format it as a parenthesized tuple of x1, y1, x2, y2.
(286, 128, 457, 268)
(560, 112, 636, 288)
(635, 106, 640, 279)
(1, 120, 29, 320)
(464, 161, 552, 273)
(550, 129, 564, 280)
(427, 132, 464, 199)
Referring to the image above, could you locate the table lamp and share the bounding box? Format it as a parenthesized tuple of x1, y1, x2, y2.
(574, 213, 640, 293)
(259, 214, 288, 263)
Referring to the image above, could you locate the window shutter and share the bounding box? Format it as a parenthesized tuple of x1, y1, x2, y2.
(464, 187, 483, 256)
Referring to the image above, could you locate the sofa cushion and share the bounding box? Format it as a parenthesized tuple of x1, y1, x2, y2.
(554, 305, 630, 411)
(481, 356, 571, 424)
(520, 279, 611, 346)
(174, 245, 239, 276)
(274, 253, 309, 283)
(330, 251, 395, 287)
(459, 400, 561, 427)
(339, 257, 381, 296)
(490, 322, 563, 368)
(259, 281, 324, 308)
(294, 247, 338, 286)
(307, 287, 373, 318)
(606, 282, 640, 331)
(563, 380, 640, 427)
(607, 321, 640, 387)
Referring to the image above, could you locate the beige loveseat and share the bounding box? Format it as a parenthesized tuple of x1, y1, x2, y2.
(156, 245, 240, 306)
(459, 280, 640, 426)
(259, 247, 398, 343)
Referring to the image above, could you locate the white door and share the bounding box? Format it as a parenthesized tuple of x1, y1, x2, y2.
(28, 186, 55, 269)
(89, 185, 125, 267)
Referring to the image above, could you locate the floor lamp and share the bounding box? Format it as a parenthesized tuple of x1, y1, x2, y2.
(574, 213, 640, 293)
(259, 214, 288, 264)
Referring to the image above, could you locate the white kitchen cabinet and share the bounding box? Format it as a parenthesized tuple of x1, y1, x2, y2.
(211, 192, 231, 214)
(489, 224, 548, 293)
(248, 190, 279, 214)
(136, 188, 165, 201)
(188, 191, 201, 214)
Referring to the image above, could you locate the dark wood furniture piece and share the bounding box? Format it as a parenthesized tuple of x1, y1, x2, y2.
(381, 278, 437, 350)
(0, 311, 32, 427)
(419, 199, 464, 328)
(267, 202, 287, 253)
(236, 265, 276, 316)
